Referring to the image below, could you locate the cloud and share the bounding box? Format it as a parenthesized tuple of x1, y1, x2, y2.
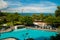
(0, 0, 8, 9)
(26, 1, 56, 7)
(1, 1, 57, 13)
(2, 6, 57, 13)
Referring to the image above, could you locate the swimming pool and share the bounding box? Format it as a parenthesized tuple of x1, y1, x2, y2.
(0, 28, 57, 40)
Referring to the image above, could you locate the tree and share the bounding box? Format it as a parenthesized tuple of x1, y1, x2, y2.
(55, 16, 60, 27)
(13, 12, 20, 21)
(6, 13, 14, 22)
(18, 16, 25, 24)
(32, 14, 39, 20)
(55, 6, 60, 17)
(55, 6, 60, 27)
(50, 34, 60, 40)
(0, 17, 4, 24)
(0, 11, 4, 17)
(39, 13, 45, 21)
(24, 16, 33, 26)
(44, 16, 56, 24)
(44, 16, 57, 28)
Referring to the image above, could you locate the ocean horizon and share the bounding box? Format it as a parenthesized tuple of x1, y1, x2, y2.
(19, 13, 55, 16)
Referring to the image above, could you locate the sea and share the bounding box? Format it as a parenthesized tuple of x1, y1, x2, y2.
(19, 13, 55, 16)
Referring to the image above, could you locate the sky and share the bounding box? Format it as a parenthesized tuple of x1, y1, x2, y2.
(0, 0, 60, 13)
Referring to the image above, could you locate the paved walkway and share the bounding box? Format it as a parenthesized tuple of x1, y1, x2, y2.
(4, 38, 16, 40)
(0, 28, 12, 33)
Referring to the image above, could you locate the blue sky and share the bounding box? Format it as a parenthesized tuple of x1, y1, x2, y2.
(0, 0, 60, 13)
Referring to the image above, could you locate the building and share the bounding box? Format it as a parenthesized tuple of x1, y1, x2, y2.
(33, 20, 52, 29)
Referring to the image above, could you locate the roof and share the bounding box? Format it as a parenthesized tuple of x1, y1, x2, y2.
(34, 20, 43, 22)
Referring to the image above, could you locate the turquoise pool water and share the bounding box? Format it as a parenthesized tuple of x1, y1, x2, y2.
(0, 28, 57, 40)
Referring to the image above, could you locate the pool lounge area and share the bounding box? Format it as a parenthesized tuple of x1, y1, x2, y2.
(0, 28, 58, 40)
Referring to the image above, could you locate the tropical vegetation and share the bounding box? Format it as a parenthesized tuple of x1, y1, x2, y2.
(50, 34, 60, 40)
(0, 6, 60, 29)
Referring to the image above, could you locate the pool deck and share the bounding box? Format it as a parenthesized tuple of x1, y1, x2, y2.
(0, 28, 12, 33)
(26, 27, 58, 32)
(0, 27, 58, 33)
